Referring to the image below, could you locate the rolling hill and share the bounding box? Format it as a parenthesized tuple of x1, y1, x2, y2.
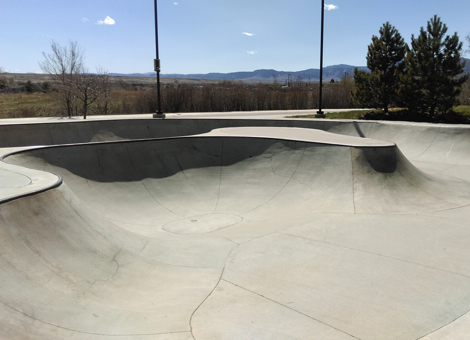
(110, 64, 369, 82)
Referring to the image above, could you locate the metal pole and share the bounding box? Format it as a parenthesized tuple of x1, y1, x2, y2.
(316, 0, 325, 118)
(153, 0, 165, 118)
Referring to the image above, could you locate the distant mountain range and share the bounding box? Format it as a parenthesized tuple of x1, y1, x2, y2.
(109, 64, 369, 82)
(109, 59, 470, 82)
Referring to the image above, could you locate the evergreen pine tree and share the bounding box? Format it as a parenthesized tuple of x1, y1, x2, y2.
(25, 80, 34, 94)
(351, 68, 373, 108)
(352, 22, 406, 112)
(399, 15, 468, 118)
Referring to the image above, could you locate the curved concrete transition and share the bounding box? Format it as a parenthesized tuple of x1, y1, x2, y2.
(2, 120, 470, 340)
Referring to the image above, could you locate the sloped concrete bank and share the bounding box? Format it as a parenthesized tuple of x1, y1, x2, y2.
(1, 125, 470, 339)
(2, 118, 470, 339)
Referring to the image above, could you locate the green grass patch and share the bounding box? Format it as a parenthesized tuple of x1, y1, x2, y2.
(288, 110, 368, 120)
(289, 106, 470, 124)
(453, 105, 470, 117)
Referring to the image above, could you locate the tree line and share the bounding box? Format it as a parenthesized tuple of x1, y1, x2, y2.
(352, 15, 468, 121)
(132, 79, 354, 114)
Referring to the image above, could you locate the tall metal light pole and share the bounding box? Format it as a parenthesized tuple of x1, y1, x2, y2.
(153, 0, 165, 118)
(315, 0, 326, 118)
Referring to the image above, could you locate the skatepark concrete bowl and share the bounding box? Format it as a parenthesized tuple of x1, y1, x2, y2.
(2, 116, 470, 339)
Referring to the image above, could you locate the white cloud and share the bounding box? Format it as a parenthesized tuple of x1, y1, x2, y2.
(97, 16, 115, 25)
(247, 51, 257, 55)
(174, 2, 178, 4)
(242, 32, 254, 36)
(82, 17, 89, 22)
(324, 4, 338, 10)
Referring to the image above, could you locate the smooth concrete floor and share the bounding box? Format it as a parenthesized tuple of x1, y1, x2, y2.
(1, 112, 470, 339)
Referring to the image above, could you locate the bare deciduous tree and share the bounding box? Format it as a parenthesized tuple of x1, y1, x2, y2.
(75, 67, 109, 119)
(466, 34, 470, 55)
(40, 41, 110, 119)
(0, 66, 8, 91)
(94, 68, 111, 115)
(39, 41, 84, 117)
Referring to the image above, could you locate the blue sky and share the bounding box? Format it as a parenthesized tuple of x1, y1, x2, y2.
(1, 0, 469, 75)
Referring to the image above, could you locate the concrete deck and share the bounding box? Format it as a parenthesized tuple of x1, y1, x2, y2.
(1, 111, 470, 339)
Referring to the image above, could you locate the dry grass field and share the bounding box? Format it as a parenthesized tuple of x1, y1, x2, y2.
(0, 73, 215, 118)
(0, 73, 356, 118)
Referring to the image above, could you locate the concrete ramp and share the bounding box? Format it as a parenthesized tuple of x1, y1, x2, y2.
(2, 126, 470, 339)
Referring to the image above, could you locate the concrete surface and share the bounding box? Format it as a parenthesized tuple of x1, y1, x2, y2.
(1, 112, 470, 339)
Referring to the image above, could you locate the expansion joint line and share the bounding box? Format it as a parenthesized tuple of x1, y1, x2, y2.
(350, 148, 357, 214)
(414, 126, 441, 160)
(416, 306, 470, 340)
(241, 144, 306, 216)
(213, 138, 224, 214)
(2, 212, 70, 280)
(283, 233, 470, 280)
(426, 202, 470, 215)
(222, 279, 361, 340)
(47, 124, 56, 145)
(0, 300, 189, 337)
(124, 144, 183, 218)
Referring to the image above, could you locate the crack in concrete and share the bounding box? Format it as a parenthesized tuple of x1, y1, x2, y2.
(138, 240, 149, 254)
(188, 241, 238, 340)
(88, 248, 122, 289)
(110, 248, 122, 280)
(191, 143, 221, 158)
(95, 147, 105, 173)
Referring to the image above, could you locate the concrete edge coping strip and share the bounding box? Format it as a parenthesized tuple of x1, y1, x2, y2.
(0, 146, 62, 204)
